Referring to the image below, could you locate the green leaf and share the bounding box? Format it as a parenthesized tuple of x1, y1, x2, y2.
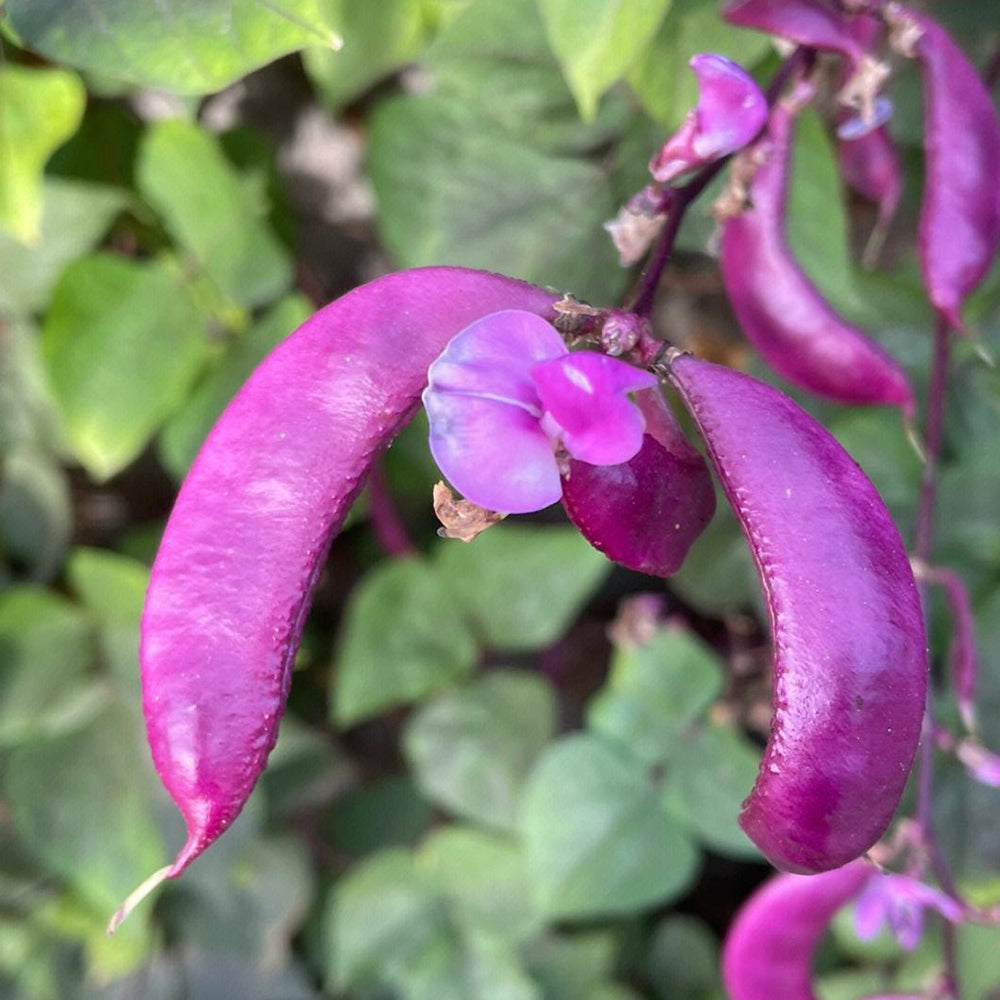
(417, 826, 541, 944)
(324, 775, 433, 854)
(368, 94, 627, 304)
(0, 446, 71, 582)
(333, 558, 479, 725)
(538, 0, 672, 120)
(786, 109, 862, 320)
(326, 849, 447, 989)
(4, 0, 342, 95)
(588, 627, 723, 763)
(662, 722, 761, 859)
(159, 294, 312, 476)
(0, 319, 62, 455)
(521, 734, 699, 919)
(435, 525, 609, 652)
(424, 0, 632, 156)
(42, 254, 209, 480)
(627, 0, 771, 126)
(326, 847, 540, 1000)
(66, 547, 149, 696)
(523, 931, 620, 1000)
(138, 120, 292, 309)
(0, 67, 85, 244)
(644, 915, 720, 1000)
(0, 178, 127, 318)
(404, 670, 556, 830)
(5, 705, 165, 916)
(0, 587, 104, 747)
(304, 0, 430, 109)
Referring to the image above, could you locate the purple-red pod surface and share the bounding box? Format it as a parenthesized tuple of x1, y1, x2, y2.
(722, 0, 864, 64)
(891, 5, 1000, 330)
(561, 388, 716, 577)
(723, 861, 874, 1000)
(110, 268, 559, 931)
(719, 91, 915, 416)
(668, 356, 926, 873)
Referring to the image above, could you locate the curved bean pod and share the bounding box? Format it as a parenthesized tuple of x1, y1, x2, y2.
(561, 387, 716, 577)
(723, 0, 864, 65)
(719, 93, 915, 415)
(668, 356, 926, 873)
(111, 268, 559, 930)
(722, 861, 874, 1000)
(891, 5, 1000, 330)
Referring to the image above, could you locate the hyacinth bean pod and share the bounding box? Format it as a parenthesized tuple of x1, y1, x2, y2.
(892, 5, 1000, 330)
(722, 861, 875, 1000)
(561, 387, 717, 577)
(723, 862, 873, 999)
(109, 268, 560, 930)
(718, 92, 915, 415)
(668, 356, 926, 873)
(722, 0, 865, 65)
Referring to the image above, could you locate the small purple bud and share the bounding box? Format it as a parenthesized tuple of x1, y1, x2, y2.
(424, 310, 655, 513)
(605, 186, 670, 266)
(854, 874, 964, 951)
(649, 54, 767, 184)
(599, 310, 648, 356)
(532, 352, 656, 466)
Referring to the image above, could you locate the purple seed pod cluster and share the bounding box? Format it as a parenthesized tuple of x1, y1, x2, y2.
(718, 83, 915, 415)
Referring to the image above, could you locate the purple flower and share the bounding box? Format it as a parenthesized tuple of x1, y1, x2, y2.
(649, 53, 767, 184)
(854, 873, 964, 951)
(422, 309, 655, 514)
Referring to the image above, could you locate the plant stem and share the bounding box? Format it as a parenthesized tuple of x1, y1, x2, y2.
(367, 461, 416, 558)
(626, 47, 812, 319)
(913, 315, 960, 999)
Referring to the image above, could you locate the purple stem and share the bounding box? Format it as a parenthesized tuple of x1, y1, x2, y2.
(913, 315, 960, 999)
(366, 461, 417, 558)
(626, 47, 813, 318)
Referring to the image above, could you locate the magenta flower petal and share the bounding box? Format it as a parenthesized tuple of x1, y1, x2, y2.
(650, 54, 767, 183)
(424, 391, 562, 513)
(425, 308, 567, 406)
(854, 874, 963, 951)
(424, 310, 572, 513)
(531, 352, 656, 465)
(561, 388, 716, 577)
(957, 740, 1000, 788)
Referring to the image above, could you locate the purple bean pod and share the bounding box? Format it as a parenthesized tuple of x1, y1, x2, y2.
(722, 860, 874, 1000)
(667, 355, 926, 872)
(718, 88, 916, 415)
(561, 387, 716, 577)
(888, 4, 1000, 330)
(109, 268, 560, 930)
(723, 0, 866, 65)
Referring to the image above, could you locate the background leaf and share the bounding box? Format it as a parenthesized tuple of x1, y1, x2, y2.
(42, 254, 209, 480)
(4, 0, 342, 94)
(0, 67, 86, 244)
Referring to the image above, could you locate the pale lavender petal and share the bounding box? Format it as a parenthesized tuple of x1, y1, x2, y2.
(957, 740, 1000, 788)
(650, 54, 766, 183)
(426, 309, 567, 406)
(424, 391, 562, 513)
(531, 352, 656, 465)
(837, 96, 894, 140)
(853, 876, 890, 940)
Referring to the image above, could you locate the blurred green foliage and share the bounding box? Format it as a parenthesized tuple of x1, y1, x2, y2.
(0, 1, 999, 999)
